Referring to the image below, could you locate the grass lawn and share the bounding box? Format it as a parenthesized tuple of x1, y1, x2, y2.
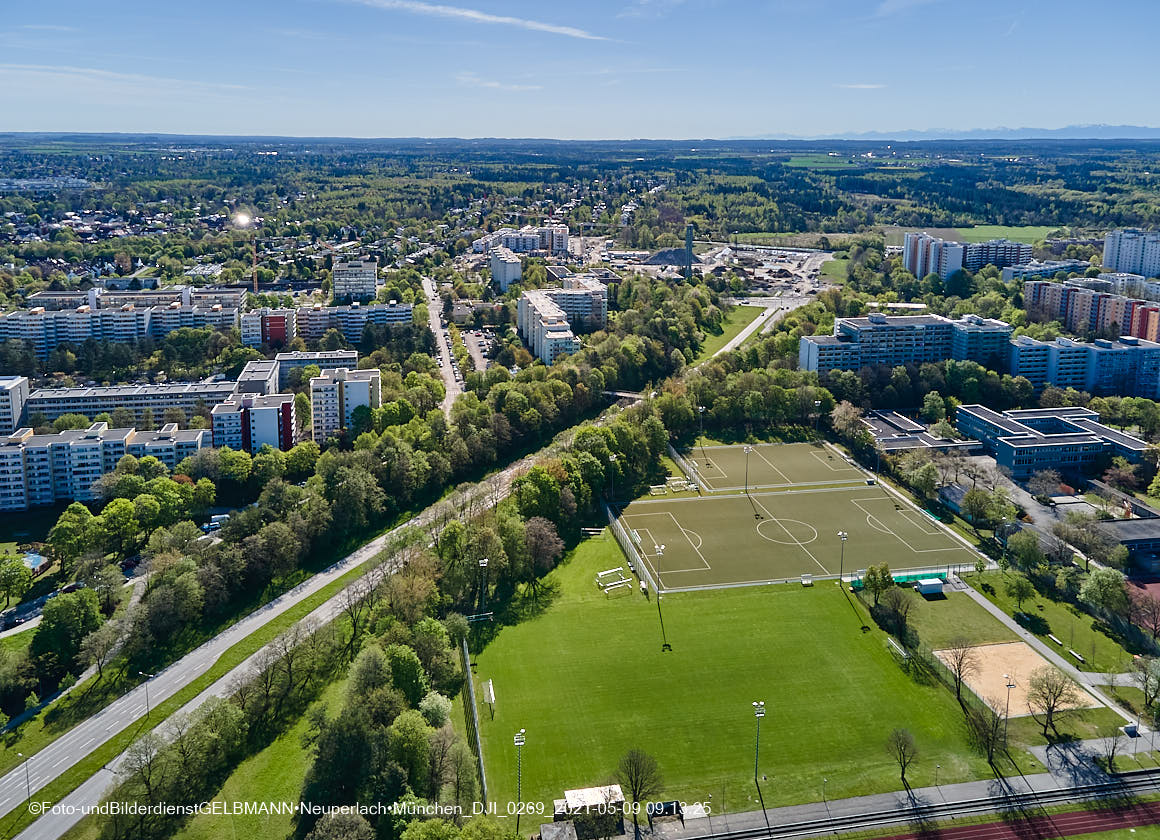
(0, 626, 35, 656)
(1005, 706, 1129, 743)
(953, 225, 1064, 244)
(0, 557, 374, 840)
(783, 154, 857, 169)
(898, 588, 1018, 650)
(962, 572, 1139, 673)
(820, 258, 849, 283)
(1108, 684, 1148, 717)
(692, 305, 765, 363)
(472, 532, 1000, 813)
(167, 678, 348, 840)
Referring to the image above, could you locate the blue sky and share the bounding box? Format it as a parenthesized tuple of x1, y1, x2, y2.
(1, 0, 1157, 139)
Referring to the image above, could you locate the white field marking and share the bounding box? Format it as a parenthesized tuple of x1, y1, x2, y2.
(751, 495, 830, 574)
(849, 498, 970, 555)
(751, 445, 793, 485)
(899, 508, 944, 536)
(864, 513, 892, 534)
(809, 448, 860, 474)
(666, 511, 711, 570)
(755, 517, 819, 545)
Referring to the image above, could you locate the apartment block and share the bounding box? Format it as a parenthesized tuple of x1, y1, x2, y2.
(236, 360, 280, 395)
(516, 273, 608, 365)
(332, 258, 379, 301)
(0, 422, 209, 511)
(472, 225, 569, 255)
(26, 285, 245, 312)
(955, 404, 1146, 480)
(294, 303, 413, 343)
(490, 247, 522, 291)
(1000, 260, 1090, 282)
(948, 314, 1014, 367)
(1004, 335, 1160, 398)
(1025, 279, 1160, 338)
(310, 368, 381, 444)
(25, 382, 239, 424)
(962, 239, 1033, 272)
(240, 307, 297, 347)
(902, 232, 964, 279)
(274, 350, 358, 388)
(0, 376, 29, 436)
(211, 393, 296, 452)
(1104, 229, 1160, 279)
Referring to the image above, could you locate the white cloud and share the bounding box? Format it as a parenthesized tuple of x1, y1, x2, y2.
(455, 72, 542, 91)
(348, 0, 606, 40)
(835, 83, 886, 89)
(0, 65, 249, 103)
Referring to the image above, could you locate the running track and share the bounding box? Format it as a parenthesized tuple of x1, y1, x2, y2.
(879, 800, 1160, 840)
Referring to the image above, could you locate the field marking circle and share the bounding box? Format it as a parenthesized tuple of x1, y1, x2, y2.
(755, 518, 818, 545)
(682, 528, 704, 550)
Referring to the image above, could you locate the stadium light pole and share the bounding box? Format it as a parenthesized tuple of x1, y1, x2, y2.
(936, 764, 941, 787)
(1004, 675, 1015, 741)
(837, 531, 848, 587)
(655, 544, 671, 651)
(752, 701, 765, 784)
(813, 400, 822, 433)
(743, 445, 753, 496)
(139, 671, 155, 717)
(514, 729, 526, 835)
(698, 405, 706, 462)
(479, 558, 489, 611)
(608, 454, 617, 505)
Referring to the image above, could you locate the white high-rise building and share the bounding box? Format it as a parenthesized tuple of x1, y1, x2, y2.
(490, 247, 522, 291)
(211, 393, 297, 452)
(0, 376, 29, 436)
(0, 423, 210, 511)
(332, 258, 379, 301)
(310, 368, 381, 444)
(1104, 229, 1160, 279)
(902, 232, 965, 280)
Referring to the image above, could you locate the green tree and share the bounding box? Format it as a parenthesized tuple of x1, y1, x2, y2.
(863, 563, 893, 605)
(1080, 567, 1130, 617)
(921, 391, 946, 422)
(384, 644, 429, 706)
(0, 558, 32, 607)
(1006, 574, 1036, 612)
(48, 502, 96, 571)
(99, 497, 141, 557)
(31, 588, 102, 674)
(1007, 530, 1045, 572)
(388, 709, 432, 795)
(961, 487, 992, 530)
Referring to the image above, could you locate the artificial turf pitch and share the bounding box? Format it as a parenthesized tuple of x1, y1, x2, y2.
(472, 535, 998, 813)
(621, 484, 977, 591)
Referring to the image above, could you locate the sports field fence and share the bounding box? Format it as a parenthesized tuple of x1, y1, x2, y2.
(667, 443, 705, 492)
(459, 636, 489, 804)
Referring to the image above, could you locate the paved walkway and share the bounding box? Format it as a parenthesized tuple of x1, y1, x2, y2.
(955, 579, 1137, 726)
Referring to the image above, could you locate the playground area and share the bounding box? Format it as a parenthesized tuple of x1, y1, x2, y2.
(616, 443, 978, 592)
(681, 441, 866, 492)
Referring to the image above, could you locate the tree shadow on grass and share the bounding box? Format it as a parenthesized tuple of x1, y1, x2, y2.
(1014, 611, 1051, 636)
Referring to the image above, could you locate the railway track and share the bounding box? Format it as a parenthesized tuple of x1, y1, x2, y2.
(682, 769, 1160, 840)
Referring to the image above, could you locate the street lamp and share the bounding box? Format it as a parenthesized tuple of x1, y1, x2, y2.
(655, 544, 671, 651)
(743, 445, 754, 495)
(752, 701, 765, 784)
(17, 752, 30, 803)
(479, 558, 489, 610)
(822, 777, 827, 802)
(837, 531, 848, 587)
(139, 671, 155, 717)
(935, 763, 941, 787)
(1004, 675, 1015, 741)
(514, 729, 526, 835)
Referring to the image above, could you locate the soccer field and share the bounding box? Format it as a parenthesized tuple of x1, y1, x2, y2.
(684, 441, 864, 491)
(471, 535, 1000, 812)
(623, 443, 977, 590)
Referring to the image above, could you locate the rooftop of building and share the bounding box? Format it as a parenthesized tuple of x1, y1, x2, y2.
(212, 393, 295, 413)
(28, 381, 238, 399)
(840, 313, 951, 328)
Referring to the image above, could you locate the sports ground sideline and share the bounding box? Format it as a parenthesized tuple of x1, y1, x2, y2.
(619, 442, 978, 592)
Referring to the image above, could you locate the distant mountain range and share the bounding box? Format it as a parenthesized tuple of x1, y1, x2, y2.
(731, 125, 1160, 141)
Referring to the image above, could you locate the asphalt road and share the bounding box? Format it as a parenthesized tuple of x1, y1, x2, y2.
(1, 451, 540, 838)
(421, 275, 461, 417)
